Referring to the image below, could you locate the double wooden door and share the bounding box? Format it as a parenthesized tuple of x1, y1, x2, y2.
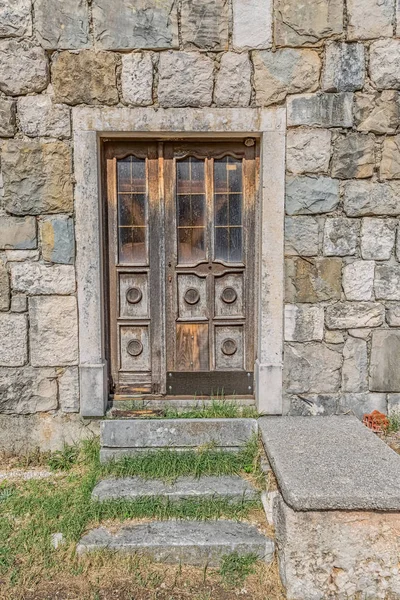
(104, 140, 258, 398)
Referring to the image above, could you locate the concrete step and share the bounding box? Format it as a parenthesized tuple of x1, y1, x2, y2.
(100, 418, 258, 462)
(92, 475, 259, 503)
(77, 520, 274, 566)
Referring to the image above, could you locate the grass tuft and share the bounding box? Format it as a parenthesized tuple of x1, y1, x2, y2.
(110, 398, 260, 420)
(218, 551, 259, 586)
(388, 412, 400, 433)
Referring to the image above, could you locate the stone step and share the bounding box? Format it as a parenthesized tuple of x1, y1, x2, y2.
(77, 520, 274, 567)
(92, 475, 259, 503)
(100, 418, 258, 462)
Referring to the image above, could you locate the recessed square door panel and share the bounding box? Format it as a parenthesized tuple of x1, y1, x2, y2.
(215, 325, 244, 370)
(214, 273, 244, 318)
(176, 323, 209, 371)
(177, 274, 208, 320)
(119, 273, 149, 319)
(120, 325, 151, 372)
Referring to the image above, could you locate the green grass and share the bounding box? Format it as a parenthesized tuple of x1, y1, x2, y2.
(388, 412, 400, 433)
(110, 398, 259, 420)
(218, 551, 259, 586)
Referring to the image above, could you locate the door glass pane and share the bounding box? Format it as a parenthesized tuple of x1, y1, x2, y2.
(176, 157, 206, 263)
(214, 157, 243, 262)
(117, 156, 147, 264)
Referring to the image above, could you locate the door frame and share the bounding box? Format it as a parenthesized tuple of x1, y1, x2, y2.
(73, 106, 286, 417)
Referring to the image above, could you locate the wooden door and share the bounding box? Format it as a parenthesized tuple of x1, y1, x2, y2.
(104, 140, 258, 398)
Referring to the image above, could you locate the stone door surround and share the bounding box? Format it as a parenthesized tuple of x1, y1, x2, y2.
(72, 106, 286, 417)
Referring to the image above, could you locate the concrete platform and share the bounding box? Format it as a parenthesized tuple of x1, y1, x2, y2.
(92, 475, 259, 502)
(77, 520, 274, 567)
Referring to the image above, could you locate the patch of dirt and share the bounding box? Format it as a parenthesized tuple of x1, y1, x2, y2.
(378, 431, 400, 455)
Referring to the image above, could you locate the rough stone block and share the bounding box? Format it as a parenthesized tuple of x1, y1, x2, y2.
(388, 393, 400, 415)
(121, 53, 153, 107)
(40, 216, 75, 265)
(347, 0, 394, 39)
(0, 0, 31, 37)
(0, 217, 36, 250)
(0, 314, 27, 366)
(10, 295, 27, 313)
(17, 96, 71, 139)
(0, 367, 58, 414)
(274, 0, 343, 46)
(11, 263, 75, 295)
(284, 393, 339, 416)
(386, 303, 400, 326)
(253, 49, 320, 106)
(2, 140, 73, 215)
(286, 128, 331, 174)
(284, 216, 319, 256)
(52, 51, 118, 106)
(323, 217, 360, 256)
(283, 343, 342, 394)
(29, 296, 78, 367)
(0, 98, 16, 137)
(214, 52, 251, 108)
(285, 257, 342, 303)
(322, 42, 365, 92)
(361, 218, 396, 260)
(331, 132, 375, 179)
(0, 260, 9, 312)
(287, 92, 353, 128)
(340, 392, 387, 419)
(342, 260, 375, 301)
(355, 90, 400, 134)
(381, 135, 400, 179)
(181, 0, 228, 50)
(232, 0, 272, 50)
(158, 52, 213, 108)
(370, 330, 400, 392)
(92, 0, 178, 50)
(285, 176, 339, 215)
(375, 264, 400, 300)
(370, 39, 400, 91)
(58, 367, 79, 413)
(5, 250, 39, 262)
(342, 337, 368, 393)
(34, 0, 90, 49)
(326, 302, 385, 329)
(343, 180, 400, 216)
(284, 305, 324, 342)
(0, 39, 48, 96)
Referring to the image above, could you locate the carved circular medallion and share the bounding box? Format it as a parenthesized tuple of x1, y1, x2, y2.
(184, 288, 200, 305)
(221, 338, 238, 356)
(221, 287, 237, 304)
(127, 339, 143, 357)
(126, 287, 142, 305)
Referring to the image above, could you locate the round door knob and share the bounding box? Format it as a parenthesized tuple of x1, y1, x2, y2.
(126, 287, 142, 304)
(127, 339, 143, 357)
(221, 338, 238, 356)
(221, 287, 237, 304)
(184, 287, 200, 305)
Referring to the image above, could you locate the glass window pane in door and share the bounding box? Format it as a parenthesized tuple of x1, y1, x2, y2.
(214, 157, 243, 262)
(117, 156, 147, 265)
(176, 157, 206, 264)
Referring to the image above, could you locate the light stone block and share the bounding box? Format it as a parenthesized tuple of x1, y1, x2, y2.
(348, 329, 371, 340)
(340, 393, 388, 419)
(158, 52, 214, 108)
(58, 367, 79, 413)
(284, 216, 319, 256)
(323, 217, 360, 256)
(381, 135, 400, 179)
(0, 259, 9, 312)
(253, 49, 321, 107)
(274, 0, 344, 46)
(370, 39, 400, 91)
(325, 302, 385, 329)
(286, 128, 331, 174)
(0, 217, 36, 250)
(0, 0, 31, 37)
(388, 393, 400, 416)
(331, 132, 375, 179)
(10, 295, 27, 313)
(284, 304, 324, 342)
(343, 260, 375, 301)
(17, 96, 71, 139)
(5, 250, 39, 262)
(287, 93, 353, 128)
(11, 263, 75, 295)
(2, 140, 73, 216)
(0, 313, 27, 366)
(29, 296, 78, 367)
(284, 393, 340, 416)
(355, 90, 400, 134)
(322, 42, 365, 92)
(0, 367, 58, 414)
(0, 98, 16, 137)
(232, 0, 272, 50)
(181, 0, 228, 50)
(342, 337, 368, 393)
(0, 39, 48, 96)
(92, 0, 178, 50)
(40, 216, 75, 264)
(325, 330, 345, 344)
(375, 264, 400, 300)
(361, 218, 396, 260)
(214, 53, 251, 108)
(285, 176, 339, 215)
(343, 180, 400, 216)
(285, 257, 342, 303)
(283, 342, 342, 394)
(347, 0, 394, 39)
(370, 330, 400, 392)
(121, 53, 153, 107)
(387, 304, 400, 326)
(34, 0, 90, 49)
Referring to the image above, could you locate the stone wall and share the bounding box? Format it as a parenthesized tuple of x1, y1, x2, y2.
(1, 0, 400, 447)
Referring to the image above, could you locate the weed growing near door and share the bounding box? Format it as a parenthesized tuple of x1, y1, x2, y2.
(109, 399, 260, 420)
